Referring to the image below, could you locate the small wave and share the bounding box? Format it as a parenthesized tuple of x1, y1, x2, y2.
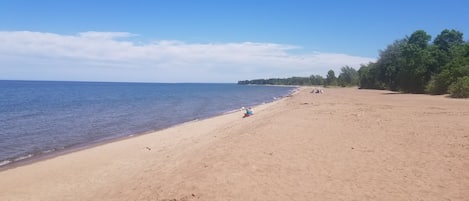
(0, 160, 11, 166)
(42, 149, 56, 154)
(223, 108, 244, 114)
(13, 154, 34, 162)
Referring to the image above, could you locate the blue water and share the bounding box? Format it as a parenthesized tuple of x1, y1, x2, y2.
(0, 80, 295, 166)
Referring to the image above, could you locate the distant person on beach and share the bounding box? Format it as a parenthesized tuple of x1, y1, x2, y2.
(243, 107, 254, 118)
(311, 89, 324, 94)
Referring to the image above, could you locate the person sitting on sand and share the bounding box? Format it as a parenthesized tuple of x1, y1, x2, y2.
(243, 107, 254, 118)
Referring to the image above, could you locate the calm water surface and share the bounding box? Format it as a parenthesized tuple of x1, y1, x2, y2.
(0, 81, 295, 166)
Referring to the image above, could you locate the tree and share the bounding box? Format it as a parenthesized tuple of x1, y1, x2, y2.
(434, 29, 464, 51)
(337, 66, 359, 86)
(407, 30, 432, 49)
(310, 75, 325, 85)
(357, 29, 468, 98)
(397, 30, 434, 93)
(426, 42, 469, 94)
(431, 29, 465, 76)
(449, 76, 469, 98)
(325, 70, 337, 86)
(358, 64, 372, 88)
(374, 39, 407, 90)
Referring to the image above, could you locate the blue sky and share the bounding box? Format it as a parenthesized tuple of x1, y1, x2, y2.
(1, 0, 468, 82)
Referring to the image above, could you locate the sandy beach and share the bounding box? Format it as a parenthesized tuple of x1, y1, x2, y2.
(1, 87, 468, 201)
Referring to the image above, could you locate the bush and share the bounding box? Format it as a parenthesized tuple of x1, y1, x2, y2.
(425, 71, 451, 95)
(449, 76, 469, 98)
(425, 77, 438, 94)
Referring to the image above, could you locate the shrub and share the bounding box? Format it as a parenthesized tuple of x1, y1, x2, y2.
(425, 70, 452, 95)
(425, 78, 437, 94)
(449, 76, 469, 98)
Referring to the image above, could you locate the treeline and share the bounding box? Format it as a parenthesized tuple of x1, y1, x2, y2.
(238, 75, 325, 86)
(238, 66, 359, 87)
(358, 29, 469, 98)
(239, 29, 469, 98)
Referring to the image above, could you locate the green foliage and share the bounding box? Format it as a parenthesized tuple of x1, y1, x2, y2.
(425, 70, 452, 94)
(358, 64, 374, 88)
(358, 63, 387, 89)
(239, 29, 468, 99)
(358, 29, 469, 98)
(325, 70, 337, 86)
(337, 66, 359, 86)
(398, 41, 435, 93)
(431, 29, 465, 75)
(374, 39, 406, 90)
(310, 75, 325, 85)
(449, 76, 469, 98)
(407, 30, 432, 49)
(427, 43, 469, 94)
(434, 29, 464, 51)
(238, 75, 325, 86)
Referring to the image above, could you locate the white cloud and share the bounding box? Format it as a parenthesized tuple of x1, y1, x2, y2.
(78, 31, 137, 39)
(0, 31, 376, 82)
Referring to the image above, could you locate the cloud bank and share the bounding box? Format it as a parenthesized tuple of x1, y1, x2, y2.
(0, 31, 375, 82)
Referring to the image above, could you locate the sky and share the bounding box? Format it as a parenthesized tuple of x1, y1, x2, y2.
(1, 0, 468, 83)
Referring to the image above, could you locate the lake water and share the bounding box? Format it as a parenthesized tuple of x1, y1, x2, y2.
(0, 81, 295, 167)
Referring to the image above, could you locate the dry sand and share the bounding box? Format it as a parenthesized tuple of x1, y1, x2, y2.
(1, 87, 468, 201)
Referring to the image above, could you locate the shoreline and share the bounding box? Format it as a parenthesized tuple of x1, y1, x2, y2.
(1, 87, 467, 201)
(0, 87, 298, 172)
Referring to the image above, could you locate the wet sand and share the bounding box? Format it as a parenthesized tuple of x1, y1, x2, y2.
(1, 87, 468, 201)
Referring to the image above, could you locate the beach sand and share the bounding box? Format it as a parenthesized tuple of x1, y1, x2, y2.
(1, 87, 468, 201)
